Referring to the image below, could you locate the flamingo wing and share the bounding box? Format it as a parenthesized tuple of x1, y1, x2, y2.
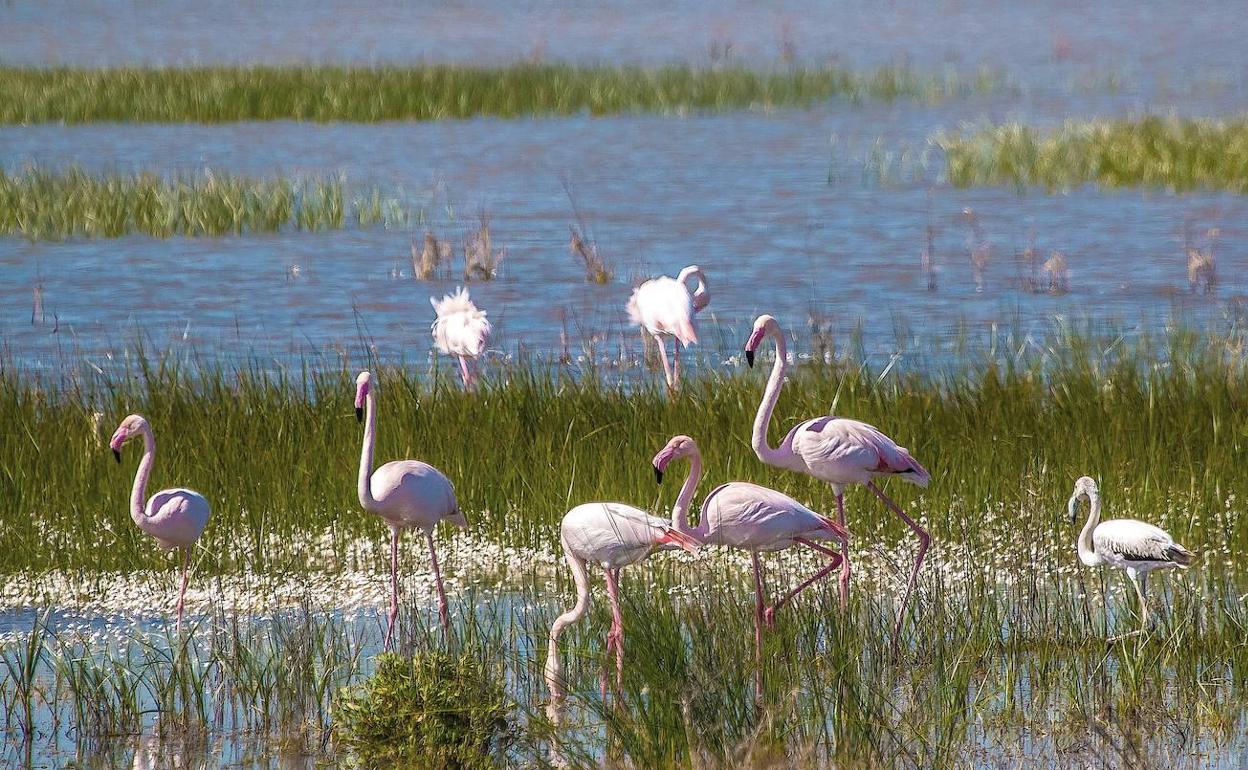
(791, 417, 930, 487)
(431, 288, 491, 356)
(370, 460, 465, 529)
(144, 488, 211, 548)
(701, 482, 844, 549)
(562, 502, 692, 568)
(1094, 519, 1192, 565)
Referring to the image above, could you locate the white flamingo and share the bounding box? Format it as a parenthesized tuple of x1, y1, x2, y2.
(626, 265, 709, 393)
(431, 287, 491, 390)
(652, 434, 848, 696)
(544, 501, 698, 719)
(1067, 476, 1196, 641)
(354, 371, 465, 647)
(744, 314, 931, 642)
(108, 414, 210, 633)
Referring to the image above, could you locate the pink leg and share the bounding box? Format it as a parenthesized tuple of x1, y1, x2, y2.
(654, 335, 675, 394)
(470, 356, 481, 389)
(751, 552, 766, 700)
(458, 355, 473, 390)
(426, 532, 451, 636)
(672, 343, 681, 392)
(384, 527, 401, 650)
(604, 567, 624, 693)
(764, 539, 844, 627)
(836, 493, 850, 609)
(175, 546, 191, 634)
(868, 481, 930, 644)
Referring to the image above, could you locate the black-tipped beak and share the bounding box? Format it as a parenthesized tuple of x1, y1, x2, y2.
(113, 448, 122, 463)
(745, 350, 755, 368)
(355, 407, 364, 423)
(653, 465, 664, 484)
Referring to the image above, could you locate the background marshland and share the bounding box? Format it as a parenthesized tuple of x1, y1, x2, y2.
(5, 0, 1248, 765)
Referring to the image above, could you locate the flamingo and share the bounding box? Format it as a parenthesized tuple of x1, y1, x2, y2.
(743, 314, 931, 642)
(544, 501, 699, 719)
(431, 287, 491, 390)
(108, 414, 210, 633)
(354, 370, 466, 648)
(1067, 476, 1196, 641)
(651, 434, 848, 695)
(626, 265, 710, 393)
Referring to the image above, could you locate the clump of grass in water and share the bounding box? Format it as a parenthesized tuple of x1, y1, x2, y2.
(334, 650, 518, 768)
(0, 166, 414, 240)
(937, 116, 1248, 194)
(0, 63, 1008, 124)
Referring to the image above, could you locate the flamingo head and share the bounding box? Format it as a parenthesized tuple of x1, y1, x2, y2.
(744, 314, 777, 368)
(1067, 475, 1098, 522)
(108, 414, 147, 463)
(651, 434, 698, 483)
(354, 371, 372, 422)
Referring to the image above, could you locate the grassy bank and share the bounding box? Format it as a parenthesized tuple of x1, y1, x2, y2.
(1, 326, 1245, 575)
(938, 116, 1248, 193)
(0, 63, 1005, 124)
(0, 166, 410, 239)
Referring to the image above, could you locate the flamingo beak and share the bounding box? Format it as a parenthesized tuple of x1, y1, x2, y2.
(653, 465, 663, 484)
(356, 407, 364, 423)
(112, 448, 122, 463)
(659, 528, 700, 554)
(1066, 494, 1081, 523)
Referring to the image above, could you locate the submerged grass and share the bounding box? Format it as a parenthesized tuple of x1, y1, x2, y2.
(937, 115, 1248, 193)
(0, 63, 1007, 124)
(0, 166, 412, 239)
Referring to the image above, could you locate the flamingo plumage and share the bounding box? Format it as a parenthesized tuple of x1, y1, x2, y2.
(652, 434, 848, 696)
(744, 314, 931, 643)
(1067, 476, 1196, 641)
(108, 414, 210, 634)
(431, 287, 491, 390)
(354, 371, 466, 648)
(544, 501, 698, 719)
(626, 264, 709, 393)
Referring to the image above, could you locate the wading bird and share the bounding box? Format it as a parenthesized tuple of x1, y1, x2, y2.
(652, 434, 848, 695)
(431, 287, 491, 390)
(1067, 476, 1196, 641)
(744, 315, 930, 642)
(354, 371, 465, 648)
(626, 265, 709, 393)
(109, 414, 210, 633)
(544, 501, 698, 719)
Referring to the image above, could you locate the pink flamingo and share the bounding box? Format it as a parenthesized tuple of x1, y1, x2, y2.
(626, 265, 709, 393)
(744, 315, 931, 641)
(544, 501, 699, 719)
(651, 435, 848, 695)
(354, 371, 466, 648)
(431, 287, 491, 390)
(109, 414, 210, 633)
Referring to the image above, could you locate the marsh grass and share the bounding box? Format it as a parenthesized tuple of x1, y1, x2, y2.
(0, 166, 414, 240)
(0, 64, 1008, 124)
(938, 116, 1248, 193)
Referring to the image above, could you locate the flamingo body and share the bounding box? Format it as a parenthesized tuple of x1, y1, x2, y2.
(431, 287, 491, 389)
(626, 265, 709, 393)
(109, 414, 211, 632)
(354, 371, 464, 647)
(1068, 476, 1195, 639)
(698, 481, 843, 552)
(780, 416, 930, 491)
(142, 489, 210, 550)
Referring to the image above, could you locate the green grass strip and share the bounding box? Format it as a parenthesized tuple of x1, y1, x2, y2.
(938, 116, 1248, 193)
(0, 64, 1004, 123)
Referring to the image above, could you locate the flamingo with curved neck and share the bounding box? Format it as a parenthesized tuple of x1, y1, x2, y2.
(109, 414, 210, 633)
(354, 371, 466, 648)
(743, 315, 931, 644)
(625, 264, 710, 394)
(545, 501, 698, 720)
(652, 434, 847, 696)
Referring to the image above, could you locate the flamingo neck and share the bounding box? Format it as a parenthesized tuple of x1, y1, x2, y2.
(678, 266, 709, 312)
(752, 326, 792, 468)
(130, 425, 156, 525)
(671, 451, 707, 538)
(545, 536, 590, 719)
(1077, 492, 1101, 565)
(357, 391, 379, 511)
